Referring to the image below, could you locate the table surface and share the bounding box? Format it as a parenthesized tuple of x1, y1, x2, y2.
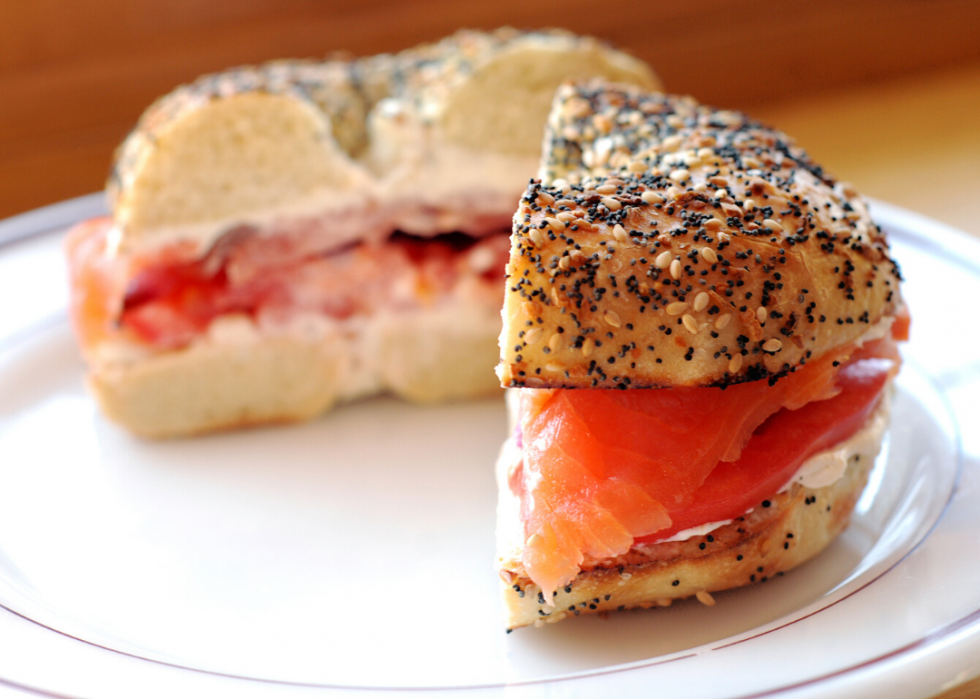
(2, 44, 979, 699)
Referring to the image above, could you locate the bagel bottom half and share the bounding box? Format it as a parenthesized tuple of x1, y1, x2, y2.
(89, 300, 501, 438)
(495, 390, 889, 630)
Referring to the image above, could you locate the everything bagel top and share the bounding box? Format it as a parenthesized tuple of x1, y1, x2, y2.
(498, 81, 904, 388)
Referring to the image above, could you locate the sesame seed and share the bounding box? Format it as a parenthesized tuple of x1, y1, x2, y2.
(669, 168, 690, 183)
(596, 183, 618, 195)
(763, 218, 784, 233)
(682, 314, 699, 334)
(693, 291, 709, 312)
(667, 185, 682, 200)
(756, 307, 767, 323)
(524, 328, 542, 345)
(655, 251, 673, 269)
(744, 198, 757, 211)
(549, 333, 563, 352)
(545, 362, 563, 372)
(728, 353, 743, 373)
(701, 247, 719, 264)
(715, 313, 732, 330)
(545, 217, 566, 231)
(536, 191, 555, 207)
(564, 97, 591, 118)
(600, 197, 622, 211)
(666, 301, 688, 316)
(592, 113, 613, 134)
(582, 338, 595, 357)
(642, 190, 665, 205)
(696, 590, 716, 607)
(704, 219, 723, 232)
(529, 229, 545, 247)
(604, 310, 622, 328)
(762, 338, 783, 352)
(613, 224, 629, 244)
(670, 259, 683, 279)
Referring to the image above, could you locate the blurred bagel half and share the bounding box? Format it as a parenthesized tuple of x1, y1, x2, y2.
(65, 29, 658, 437)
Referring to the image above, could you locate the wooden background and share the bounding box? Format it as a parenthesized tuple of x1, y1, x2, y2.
(2, 3, 980, 696)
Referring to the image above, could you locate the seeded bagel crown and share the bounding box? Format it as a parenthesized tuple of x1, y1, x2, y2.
(498, 82, 903, 389)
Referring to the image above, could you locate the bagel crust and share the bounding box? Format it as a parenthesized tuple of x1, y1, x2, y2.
(106, 29, 657, 257)
(498, 83, 903, 389)
(496, 394, 887, 629)
(89, 301, 502, 438)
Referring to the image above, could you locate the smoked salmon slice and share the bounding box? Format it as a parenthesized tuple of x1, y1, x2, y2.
(65, 218, 511, 354)
(514, 334, 901, 599)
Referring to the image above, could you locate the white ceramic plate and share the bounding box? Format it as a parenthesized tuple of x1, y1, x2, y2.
(0, 196, 978, 699)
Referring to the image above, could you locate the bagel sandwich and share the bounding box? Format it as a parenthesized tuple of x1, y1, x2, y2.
(495, 81, 907, 629)
(64, 29, 658, 437)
